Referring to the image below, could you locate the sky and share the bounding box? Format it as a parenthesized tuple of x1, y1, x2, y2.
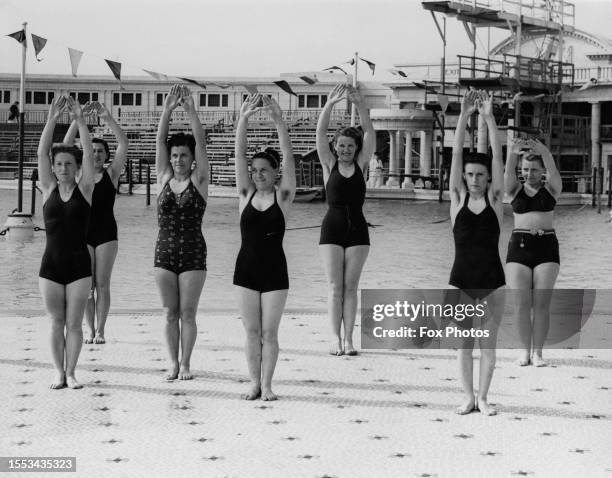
(1, 0, 612, 82)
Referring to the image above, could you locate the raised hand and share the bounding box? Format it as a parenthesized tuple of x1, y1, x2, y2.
(509, 136, 528, 155)
(477, 91, 494, 118)
(240, 94, 264, 119)
(81, 101, 97, 118)
(163, 84, 182, 111)
(180, 86, 196, 114)
(48, 95, 67, 121)
(327, 83, 347, 106)
(524, 138, 552, 158)
(346, 84, 363, 106)
(460, 89, 479, 116)
(262, 96, 283, 122)
(65, 95, 83, 120)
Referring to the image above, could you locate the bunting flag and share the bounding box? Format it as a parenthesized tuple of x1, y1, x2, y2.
(360, 57, 376, 75)
(31, 34, 47, 61)
(274, 80, 297, 97)
(300, 76, 317, 85)
(105, 59, 122, 81)
(7, 29, 26, 45)
(437, 94, 449, 113)
(397, 70, 407, 78)
(68, 48, 83, 77)
(323, 65, 347, 75)
(209, 82, 231, 89)
(242, 84, 259, 95)
(348, 58, 355, 66)
(143, 69, 170, 81)
(179, 77, 207, 89)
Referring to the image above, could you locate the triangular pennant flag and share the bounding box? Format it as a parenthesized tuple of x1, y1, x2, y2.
(105, 59, 122, 81)
(348, 58, 355, 66)
(300, 76, 317, 85)
(7, 30, 26, 45)
(274, 80, 297, 97)
(360, 57, 376, 75)
(178, 77, 207, 89)
(143, 69, 170, 81)
(31, 34, 47, 61)
(397, 70, 407, 78)
(323, 65, 347, 75)
(209, 82, 231, 89)
(242, 84, 259, 95)
(438, 94, 449, 113)
(68, 48, 83, 77)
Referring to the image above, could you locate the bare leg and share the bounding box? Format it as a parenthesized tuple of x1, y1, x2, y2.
(238, 286, 262, 399)
(260, 289, 288, 401)
(476, 288, 504, 416)
(93, 241, 118, 344)
(342, 246, 369, 354)
(177, 270, 206, 380)
(84, 246, 95, 344)
(532, 263, 559, 366)
(456, 343, 476, 414)
(319, 244, 345, 355)
(64, 277, 91, 389)
(506, 263, 534, 365)
(155, 268, 180, 380)
(40, 278, 67, 389)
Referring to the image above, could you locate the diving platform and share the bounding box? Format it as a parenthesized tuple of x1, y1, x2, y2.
(421, 0, 575, 35)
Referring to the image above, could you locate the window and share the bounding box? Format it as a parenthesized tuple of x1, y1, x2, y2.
(77, 92, 90, 104)
(33, 91, 47, 104)
(113, 93, 120, 106)
(298, 94, 327, 109)
(121, 93, 134, 106)
(25, 91, 31, 104)
(47, 91, 54, 104)
(222, 95, 228, 107)
(208, 94, 220, 107)
(157, 93, 166, 106)
(135, 93, 142, 106)
(92, 93, 98, 102)
(200, 93, 229, 108)
(2, 91, 10, 103)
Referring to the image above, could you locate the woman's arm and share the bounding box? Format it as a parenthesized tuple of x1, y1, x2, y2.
(234, 94, 262, 198)
(529, 139, 562, 197)
(264, 96, 295, 205)
(478, 92, 503, 204)
(347, 85, 376, 171)
(98, 103, 129, 186)
(450, 90, 477, 207)
(180, 87, 208, 194)
(66, 97, 95, 202)
(504, 135, 522, 199)
(62, 119, 79, 145)
(156, 84, 181, 185)
(37, 95, 67, 195)
(316, 84, 346, 174)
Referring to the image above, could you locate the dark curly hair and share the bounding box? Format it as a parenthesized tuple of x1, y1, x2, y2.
(252, 148, 280, 169)
(167, 133, 196, 156)
(50, 143, 83, 166)
(463, 152, 491, 174)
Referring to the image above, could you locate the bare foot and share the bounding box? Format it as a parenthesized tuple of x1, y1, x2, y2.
(261, 389, 278, 401)
(516, 352, 531, 366)
(344, 343, 358, 356)
(93, 335, 106, 344)
(66, 375, 83, 389)
(84, 336, 94, 344)
(165, 364, 179, 381)
(455, 396, 476, 415)
(329, 340, 344, 356)
(50, 371, 66, 390)
(532, 354, 548, 367)
(178, 367, 193, 380)
(242, 385, 261, 400)
(476, 397, 497, 416)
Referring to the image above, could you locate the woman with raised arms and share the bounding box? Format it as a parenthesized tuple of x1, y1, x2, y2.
(154, 85, 209, 381)
(448, 90, 505, 415)
(316, 83, 376, 356)
(505, 137, 562, 367)
(233, 94, 295, 400)
(63, 101, 128, 345)
(38, 95, 94, 389)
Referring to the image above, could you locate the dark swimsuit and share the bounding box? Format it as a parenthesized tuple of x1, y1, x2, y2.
(87, 169, 118, 247)
(319, 162, 370, 248)
(154, 180, 207, 274)
(39, 186, 91, 285)
(233, 190, 288, 293)
(449, 192, 505, 300)
(506, 185, 559, 268)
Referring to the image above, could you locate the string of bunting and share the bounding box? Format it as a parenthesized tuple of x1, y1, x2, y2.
(6, 29, 414, 92)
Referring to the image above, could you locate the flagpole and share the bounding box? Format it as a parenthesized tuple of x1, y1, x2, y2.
(350, 51, 358, 127)
(17, 21, 27, 212)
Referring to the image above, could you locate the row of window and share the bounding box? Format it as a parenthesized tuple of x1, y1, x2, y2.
(5, 90, 331, 108)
